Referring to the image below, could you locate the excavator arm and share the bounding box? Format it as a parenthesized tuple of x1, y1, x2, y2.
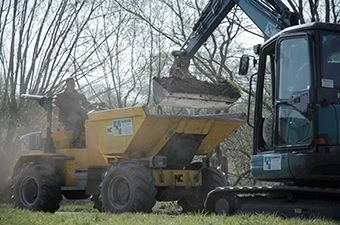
(171, 0, 298, 77)
(154, 0, 298, 108)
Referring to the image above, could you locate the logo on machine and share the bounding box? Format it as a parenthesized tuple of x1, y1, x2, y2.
(263, 154, 282, 171)
(106, 118, 133, 136)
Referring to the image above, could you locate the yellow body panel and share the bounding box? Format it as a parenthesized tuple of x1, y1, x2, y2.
(56, 148, 107, 185)
(85, 106, 245, 158)
(51, 131, 73, 148)
(86, 107, 146, 155)
(197, 120, 245, 154)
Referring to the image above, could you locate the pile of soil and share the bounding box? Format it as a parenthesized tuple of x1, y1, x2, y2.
(153, 77, 241, 99)
(153, 76, 241, 108)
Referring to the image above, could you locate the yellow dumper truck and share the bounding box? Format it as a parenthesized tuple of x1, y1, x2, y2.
(9, 95, 244, 213)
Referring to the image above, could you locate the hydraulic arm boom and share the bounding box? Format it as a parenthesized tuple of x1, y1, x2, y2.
(155, 0, 299, 108)
(181, 0, 298, 57)
(171, 0, 298, 76)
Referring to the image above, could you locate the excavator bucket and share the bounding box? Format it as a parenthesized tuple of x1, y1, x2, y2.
(153, 77, 241, 108)
(153, 51, 241, 108)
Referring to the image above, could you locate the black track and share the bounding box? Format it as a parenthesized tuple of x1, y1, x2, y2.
(205, 185, 340, 219)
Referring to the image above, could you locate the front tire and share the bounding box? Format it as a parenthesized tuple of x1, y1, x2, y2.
(13, 163, 62, 213)
(100, 161, 156, 213)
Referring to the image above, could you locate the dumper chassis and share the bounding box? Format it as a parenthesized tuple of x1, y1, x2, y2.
(7, 95, 244, 213)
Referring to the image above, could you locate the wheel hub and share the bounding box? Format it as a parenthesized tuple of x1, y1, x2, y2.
(20, 177, 38, 206)
(109, 176, 130, 207)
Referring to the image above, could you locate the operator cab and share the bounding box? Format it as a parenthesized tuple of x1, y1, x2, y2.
(249, 22, 340, 185)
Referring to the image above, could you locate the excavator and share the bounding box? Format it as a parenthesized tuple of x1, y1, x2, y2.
(155, 0, 340, 219)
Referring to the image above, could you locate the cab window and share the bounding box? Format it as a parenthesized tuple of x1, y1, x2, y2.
(278, 37, 311, 100)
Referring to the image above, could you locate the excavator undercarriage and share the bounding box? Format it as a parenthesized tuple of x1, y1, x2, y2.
(205, 185, 340, 219)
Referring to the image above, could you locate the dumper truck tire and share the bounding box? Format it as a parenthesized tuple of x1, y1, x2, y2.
(100, 161, 156, 213)
(13, 163, 62, 213)
(178, 167, 227, 212)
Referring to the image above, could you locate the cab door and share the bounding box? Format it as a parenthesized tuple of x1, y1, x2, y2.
(275, 35, 313, 147)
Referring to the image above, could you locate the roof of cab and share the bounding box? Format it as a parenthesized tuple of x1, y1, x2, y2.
(262, 22, 340, 49)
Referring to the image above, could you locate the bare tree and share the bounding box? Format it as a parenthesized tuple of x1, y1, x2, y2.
(287, 0, 340, 23)
(82, 1, 171, 108)
(0, 0, 108, 189)
(0, 0, 104, 144)
(113, 0, 245, 85)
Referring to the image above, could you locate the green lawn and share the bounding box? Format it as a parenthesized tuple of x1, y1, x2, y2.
(0, 202, 339, 225)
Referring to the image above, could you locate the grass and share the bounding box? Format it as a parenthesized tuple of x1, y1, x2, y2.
(0, 202, 339, 225)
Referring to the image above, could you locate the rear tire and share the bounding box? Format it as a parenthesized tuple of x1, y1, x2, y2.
(100, 161, 156, 213)
(13, 163, 62, 213)
(178, 167, 227, 212)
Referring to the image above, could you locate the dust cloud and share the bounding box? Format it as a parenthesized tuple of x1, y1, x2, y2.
(0, 104, 45, 200)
